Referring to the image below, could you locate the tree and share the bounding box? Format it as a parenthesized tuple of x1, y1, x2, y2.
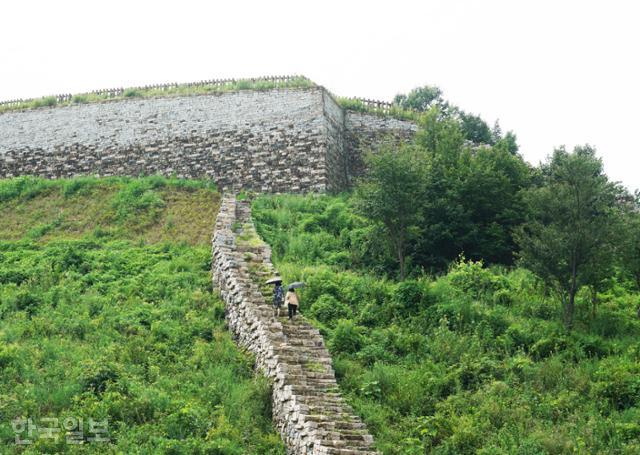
(354, 146, 425, 279)
(394, 85, 496, 145)
(515, 145, 622, 329)
(494, 131, 519, 154)
(412, 109, 530, 269)
(620, 206, 640, 291)
(458, 111, 494, 145)
(393, 85, 445, 112)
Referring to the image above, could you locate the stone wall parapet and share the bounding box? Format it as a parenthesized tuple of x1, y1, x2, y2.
(212, 194, 379, 454)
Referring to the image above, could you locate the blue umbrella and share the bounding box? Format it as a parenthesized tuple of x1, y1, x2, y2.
(288, 281, 305, 290)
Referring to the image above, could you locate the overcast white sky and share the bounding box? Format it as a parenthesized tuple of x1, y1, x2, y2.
(1, 0, 638, 192)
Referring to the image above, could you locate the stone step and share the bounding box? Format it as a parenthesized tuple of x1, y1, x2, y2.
(214, 196, 379, 455)
(283, 372, 335, 380)
(323, 447, 378, 455)
(317, 438, 376, 451)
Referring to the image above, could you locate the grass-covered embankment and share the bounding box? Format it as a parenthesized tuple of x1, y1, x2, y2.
(253, 193, 640, 455)
(0, 177, 285, 454)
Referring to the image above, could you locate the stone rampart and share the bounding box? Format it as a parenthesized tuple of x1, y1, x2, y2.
(0, 85, 415, 192)
(212, 194, 379, 454)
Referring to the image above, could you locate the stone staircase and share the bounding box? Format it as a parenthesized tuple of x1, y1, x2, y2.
(212, 194, 379, 454)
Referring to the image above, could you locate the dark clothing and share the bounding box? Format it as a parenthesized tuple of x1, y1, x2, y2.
(273, 285, 284, 308)
(288, 303, 297, 319)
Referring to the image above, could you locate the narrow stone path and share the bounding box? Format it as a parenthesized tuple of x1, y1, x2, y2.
(213, 194, 379, 454)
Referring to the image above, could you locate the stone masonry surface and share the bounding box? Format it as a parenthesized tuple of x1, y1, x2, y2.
(212, 194, 380, 454)
(0, 87, 415, 193)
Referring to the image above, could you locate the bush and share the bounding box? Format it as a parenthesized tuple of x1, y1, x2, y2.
(593, 360, 640, 410)
(0, 344, 18, 368)
(80, 362, 119, 395)
(449, 257, 508, 301)
(0, 176, 55, 202)
(60, 176, 99, 197)
(394, 280, 428, 311)
(331, 319, 364, 354)
(111, 180, 165, 221)
(250, 192, 640, 454)
(0, 180, 284, 454)
(72, 94, 88, 104)
(309, 294, 352, 327)
(530, 334, 567, 360)
(123, 88, 142, 98)
(32, 96, 58, 108)
(15, 289, 43, 313)
(492, 288, 513, 306)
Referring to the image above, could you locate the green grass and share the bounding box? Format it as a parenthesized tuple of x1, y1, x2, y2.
(0, 176, 220, 245)
(0, 77, 315, 114)
(0, 76, 418, 123)
(336, 97, 418, 122)
(0, 177, 285, 454)
(252, 193, 640, 454)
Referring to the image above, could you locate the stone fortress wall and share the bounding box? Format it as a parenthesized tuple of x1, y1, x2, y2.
(0, 81, 416, 193)
(213, 194, 379, 454)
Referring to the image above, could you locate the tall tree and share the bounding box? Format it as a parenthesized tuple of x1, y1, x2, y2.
(394, 85, 496, 145)
(458, 111, 494, 145)
(393, 85, 445, 112)
(620, 207, 640, 291)
(413, 109, 530, 269)
(354, 145, 425, 279)
(515, 146, 622, 329)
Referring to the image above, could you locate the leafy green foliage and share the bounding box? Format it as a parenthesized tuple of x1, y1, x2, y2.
(354, 146, 426, 279)
(0, 176, 219, 245)
(391, 85, 512, 146)
(253, 193, 640, 454)
(515, 145, 624, 328)
(393, 85, 444, 112)
(620, 208, 640, 291)
(342, 109, 531, 275)
(0, 178, 284, 454)
(415, 110, 531, 269)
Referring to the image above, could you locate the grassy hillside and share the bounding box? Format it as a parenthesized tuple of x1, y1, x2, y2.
(0, 177, 284, 454)
(253, 194, 640, 455)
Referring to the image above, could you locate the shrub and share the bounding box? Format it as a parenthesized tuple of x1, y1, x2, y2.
(308, 294, 352, 327)
(80, 362, 119, 395)
(15, 289, 43, 313)
(0, 344, 18, 368)
(593, 360, 640, 410)
(123, 88, 142, 98)
(31, 96, 58, 108)
(0, 176, 55, 202)
(524, 299, 557, 319)
(449, 257, 509, 301)
(60, 176, 99, 197)
(530, 335, 567, 360)
(572, 333, 610, 358)
(492, 288, 513, 306)
(111, 180, 165, 221)
(394, 280, 427, 311)
(331, 319, 364, 354)
(501, 322, 537, 353)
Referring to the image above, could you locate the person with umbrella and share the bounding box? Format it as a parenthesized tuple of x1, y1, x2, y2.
(286, 282, 304, 320)
(266, 277, 284, 317)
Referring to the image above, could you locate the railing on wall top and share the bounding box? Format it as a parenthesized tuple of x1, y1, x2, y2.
(0, 74, 404, 119)
(344, 97, 395, 114)
(0, 75, 310, 108)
